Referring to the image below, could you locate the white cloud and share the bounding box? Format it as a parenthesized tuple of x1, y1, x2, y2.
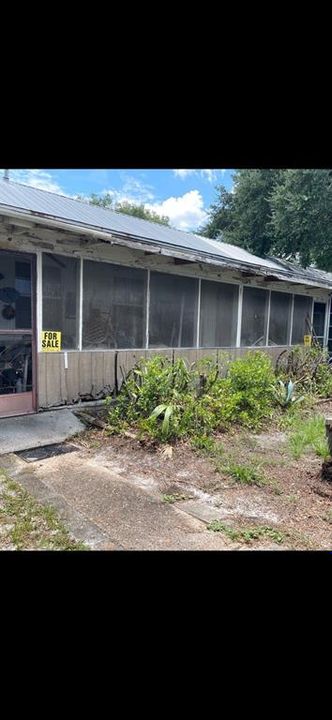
(173, 169, 196, 179)
(121, 176, 155, 202)
(1, 169, 63, 193)
(100, 175, 156, 206)
(173, 169, 226, 183)
(99, 180, 207, 231)
(146, 190, 207, 231)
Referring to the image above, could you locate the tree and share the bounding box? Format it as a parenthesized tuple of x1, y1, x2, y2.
(81, 193, 170, 226)
(200, 169, 332, 270)
(200, 170, 281, 257)
(269, 169, 332, 270)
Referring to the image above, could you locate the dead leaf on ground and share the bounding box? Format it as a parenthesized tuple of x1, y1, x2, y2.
(160, 445, 173, 459)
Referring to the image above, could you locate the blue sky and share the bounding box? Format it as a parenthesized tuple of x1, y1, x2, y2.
(4, 169, 234, 232)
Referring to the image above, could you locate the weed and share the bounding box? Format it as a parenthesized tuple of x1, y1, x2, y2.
(288, 415, 329, 459)
(207, 520, 287, 544)
(0, 470, 87, 550)
(207, 521, 241, 541)
(284, 494, 297, 504)
(191, 435, 217, 453)
(222, 462, 266, 486)
(162, 493, 186, 504)
(322, 510, 332, 524)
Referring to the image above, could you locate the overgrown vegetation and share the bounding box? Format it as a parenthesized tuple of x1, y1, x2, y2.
(0, 471, 86, 551)
(288, 416, 329, 460)
(106, 349, 332, 446)
(276, 346, 332, 397)
(107, 352, 277, 442)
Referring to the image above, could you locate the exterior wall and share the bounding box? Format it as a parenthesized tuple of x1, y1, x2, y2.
(1, 224, 331, 410)
(37, 346, 284, 408)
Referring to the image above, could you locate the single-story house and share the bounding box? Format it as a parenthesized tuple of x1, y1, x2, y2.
(1, 178, 332, 418)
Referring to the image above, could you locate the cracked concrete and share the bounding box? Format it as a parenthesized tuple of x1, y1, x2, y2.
(0, 449, 243, 551)
(0, 410, 86, 455)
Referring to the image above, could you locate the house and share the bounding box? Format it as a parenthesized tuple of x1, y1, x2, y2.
(1, 178, 332, 418)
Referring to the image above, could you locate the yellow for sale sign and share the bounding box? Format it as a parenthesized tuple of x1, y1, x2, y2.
(304, 335, 312, 346)
(41, 331, 62, 352)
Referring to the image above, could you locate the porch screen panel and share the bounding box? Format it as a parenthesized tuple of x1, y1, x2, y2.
(83, 261, 147, 349)
(42, 254, 79, 350)
(0, 255, 31, 330)
(268, 291, 292, 345)
(241, 286, 268, 346)
(149, 272, 198, 348)
(200, 280, 238, 347)
(291, 295, 313, 344)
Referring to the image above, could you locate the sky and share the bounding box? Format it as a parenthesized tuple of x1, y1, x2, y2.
(2, 169, 234, 232)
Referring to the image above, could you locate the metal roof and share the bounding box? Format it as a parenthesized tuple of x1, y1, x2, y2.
(0, 179, 332, 290)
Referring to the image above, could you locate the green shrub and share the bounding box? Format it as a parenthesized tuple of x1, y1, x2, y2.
(314, 363, 332, 397)
(276, 346, 332, 397)
(227, 351, 276, 428)
(106, 351, 292, 442)
(107, 355, 243, 441)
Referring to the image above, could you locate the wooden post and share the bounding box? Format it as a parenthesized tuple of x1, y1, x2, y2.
(321, 416, 332, 482)
(325, 416, 332, 456)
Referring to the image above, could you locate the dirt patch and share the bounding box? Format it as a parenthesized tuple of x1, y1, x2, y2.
(72, 418, 332, 549)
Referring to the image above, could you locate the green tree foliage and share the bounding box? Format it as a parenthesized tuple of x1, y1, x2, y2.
(200, 169, 332, 269)
(81, 193, 170, 226)
(200, 170, 281, 257)
(269, 169, 332, 269)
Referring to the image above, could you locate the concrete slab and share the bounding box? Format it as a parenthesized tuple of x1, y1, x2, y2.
(0, 450, 241, 550)
(0, 410, 86, 455)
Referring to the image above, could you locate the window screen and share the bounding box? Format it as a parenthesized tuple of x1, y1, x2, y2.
(200, 280, 238, 348)
(149, 272, 198, 348)
(268, 292, 292, 346)
(42, 253, 79, 350)
(83, 261, 147, 349)
(241, 286, 268, 346)
(0, 254, 32, 330)
(313, 302, 326, 346)
(291, 295, 313, 345)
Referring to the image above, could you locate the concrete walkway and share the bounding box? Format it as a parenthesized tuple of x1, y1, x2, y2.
(0, 448, 242, 551)
(0, 410, 86, 455)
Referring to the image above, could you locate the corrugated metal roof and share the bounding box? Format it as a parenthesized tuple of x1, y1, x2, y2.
(0, 179, 332, 290)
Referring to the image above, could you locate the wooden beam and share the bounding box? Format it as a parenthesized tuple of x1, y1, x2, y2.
(173, 257, 195, 265)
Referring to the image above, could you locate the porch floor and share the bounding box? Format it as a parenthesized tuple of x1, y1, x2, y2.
(0, 409, 85, 455)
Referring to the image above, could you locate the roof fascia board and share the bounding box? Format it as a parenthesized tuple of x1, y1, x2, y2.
(0, 204, 332, 291)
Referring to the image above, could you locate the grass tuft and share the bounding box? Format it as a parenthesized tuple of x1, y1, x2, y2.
(288, 415, 329, 459)
(0, 470, 87, 551)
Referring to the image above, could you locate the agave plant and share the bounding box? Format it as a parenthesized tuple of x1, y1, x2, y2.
(273, 379, 305, 408)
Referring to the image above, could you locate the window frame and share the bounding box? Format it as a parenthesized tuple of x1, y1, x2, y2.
(37, 250, 326, 352)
